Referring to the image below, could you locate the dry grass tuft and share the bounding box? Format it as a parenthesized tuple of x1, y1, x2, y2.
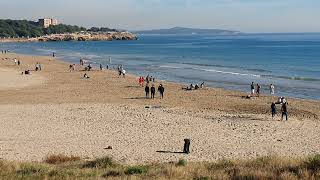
(44, 154, 81, 164)
(0, 154, 319, 179)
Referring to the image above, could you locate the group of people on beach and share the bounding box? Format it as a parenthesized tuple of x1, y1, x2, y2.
(145, 83, 165, 99)
(185, 82, 205, 91)
(248, 82, 289, 120)
(35, 62, 42, 71)
(250, 82, 275, 96)
(271, 97, 288, 121)
(69, 64, 76, 72)
(76, 57, 114, 79)
(1, 50, 9, 54)
(139, 75, 156, 86)
(14, 58, 21, 66)
(117, 65, 126, 78)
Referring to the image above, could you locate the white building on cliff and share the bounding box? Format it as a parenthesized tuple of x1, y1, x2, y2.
(38, 18, 58, 28)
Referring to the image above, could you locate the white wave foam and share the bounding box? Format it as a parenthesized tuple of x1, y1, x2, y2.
(194, 68, 261, 77)
(159, 65, 182, 69)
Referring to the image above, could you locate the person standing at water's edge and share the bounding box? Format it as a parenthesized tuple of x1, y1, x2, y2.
(256, 83, 261, 96)
(158, 84, 165, 99)
(251, 82, 255, 95)
(270, 84, 275, 95)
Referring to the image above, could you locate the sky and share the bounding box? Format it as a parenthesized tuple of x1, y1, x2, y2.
(0, 0, 319, 33)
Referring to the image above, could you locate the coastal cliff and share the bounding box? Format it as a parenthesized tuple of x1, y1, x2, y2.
(0, 32, 138, 42)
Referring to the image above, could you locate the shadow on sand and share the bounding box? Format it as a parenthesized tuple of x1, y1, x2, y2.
(123, 97, 146, 100)
(156, 151, 185, 154)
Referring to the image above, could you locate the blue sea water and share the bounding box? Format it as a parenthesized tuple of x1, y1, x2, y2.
(1, 33, 320, 100)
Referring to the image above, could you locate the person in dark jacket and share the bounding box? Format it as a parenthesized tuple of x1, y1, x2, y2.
(281, 103, 288, 121)
(145, 84, 150, 99)
(158, 84, 165, 99)
(151, 85, 156, 99)
(256, 83, 261, 96)
(271, 102, 276, 118)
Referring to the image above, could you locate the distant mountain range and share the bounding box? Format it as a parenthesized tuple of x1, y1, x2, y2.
(135, 27, 241, 35)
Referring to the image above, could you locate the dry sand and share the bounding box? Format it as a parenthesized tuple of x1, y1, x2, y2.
(0, 53, 319, 164)
(0, 67, 45, 90)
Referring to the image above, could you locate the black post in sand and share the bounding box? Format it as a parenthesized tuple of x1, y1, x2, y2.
(183, 139, 191, 154)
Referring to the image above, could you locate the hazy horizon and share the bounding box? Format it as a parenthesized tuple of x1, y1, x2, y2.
(1, 0, 320, 33)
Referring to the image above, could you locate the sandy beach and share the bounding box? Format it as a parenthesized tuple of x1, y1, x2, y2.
(0, 53, 319, 164)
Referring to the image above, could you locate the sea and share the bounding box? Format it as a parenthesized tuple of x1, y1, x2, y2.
(1, 33, 320, 100)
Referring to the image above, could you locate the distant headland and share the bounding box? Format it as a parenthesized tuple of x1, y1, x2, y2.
(135, 27, 241, 35)
(0, 19, 137, 42)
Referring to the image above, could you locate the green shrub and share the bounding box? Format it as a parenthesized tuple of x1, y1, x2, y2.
(207, 159, 234, 170)
(16, 163, 49, 177)
(305, 154, 320, 172)
(48, 169, 74, 177)
(83, 156, 114, 168)
(194, 176, 209, 180)
(102, 170, 122, 177)
(176, 159, 187, 166)
(125, 166, 148, 175)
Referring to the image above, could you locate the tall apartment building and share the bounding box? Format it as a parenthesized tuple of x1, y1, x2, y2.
(38, 18, 58, 28)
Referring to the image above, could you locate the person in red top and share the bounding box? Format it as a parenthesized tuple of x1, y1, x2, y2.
(138, 77, 142, 86)
(141, 77, 145, 86)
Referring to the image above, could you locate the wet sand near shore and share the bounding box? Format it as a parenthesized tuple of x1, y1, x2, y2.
(0, 53, 319, 164)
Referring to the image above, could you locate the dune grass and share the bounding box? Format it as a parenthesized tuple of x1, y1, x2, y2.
(0, 154, 319, 179)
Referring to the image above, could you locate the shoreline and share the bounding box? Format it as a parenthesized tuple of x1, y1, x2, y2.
(0, 32, 138, 43)
(0, 52, 319, 164)
(3, 51, 320, 103)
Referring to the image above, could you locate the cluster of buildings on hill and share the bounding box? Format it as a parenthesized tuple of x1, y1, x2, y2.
(38, 18, 58, 28)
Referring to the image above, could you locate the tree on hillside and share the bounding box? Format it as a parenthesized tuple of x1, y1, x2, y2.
(0, 19, 86, 38)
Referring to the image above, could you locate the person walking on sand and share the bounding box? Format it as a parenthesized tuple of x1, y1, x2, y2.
(100, 64, 103, 71)
(122, 69, 126, 78)
(158, 84, 165, 99)
(256, 83, 261, 96)
(281, 103, 288, 121)
(145, 84, 150, 99)
(151, 85, 156, 99)
(35, 62, 39, 71)
(270, 84, 275, 95)
(17, 60, 20, 66)
(14, 58, 17, 65)
(251, 82, 255, 95)
(271, 102, 276, 119)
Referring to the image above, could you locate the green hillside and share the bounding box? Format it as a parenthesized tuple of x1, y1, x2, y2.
(0, 19, 86, 38)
